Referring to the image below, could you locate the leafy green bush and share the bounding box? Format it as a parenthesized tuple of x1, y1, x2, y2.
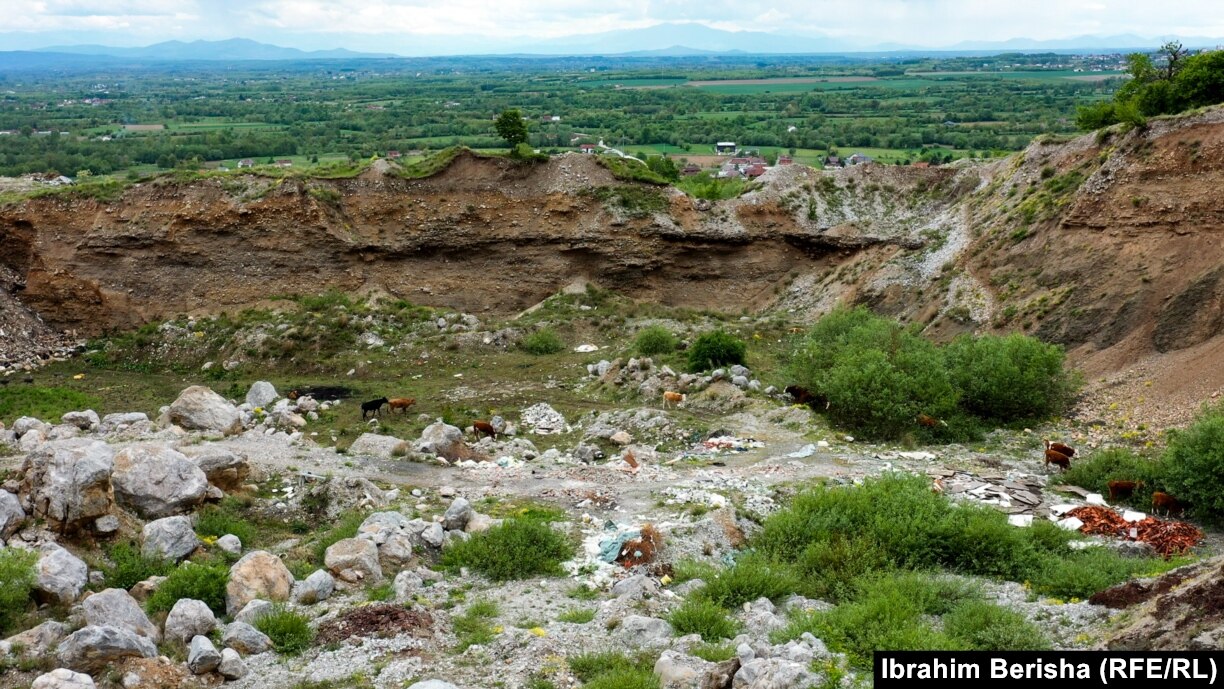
(944, 334, 1076, 422)
(634, 325, 678, 356)
(440, 518, 575, 581)
(941, 600, 1051, 650)
(667, 598, 740, 641)
(146, 562, 229, 616)
(1061, 448, 1165, 506)
(1163, 404, 1224, 521)
(697, 554, 799, 609)
(255, 604, 315, 655)
(0, 549, 36, 634)
(687, 330, 747, 372)
(521, 328, 565, 355)
(104, 541, 173, 590)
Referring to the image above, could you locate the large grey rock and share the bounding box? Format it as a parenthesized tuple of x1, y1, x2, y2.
(233, 600, 273, 625)
(141, 515, 200, 562)
(732, 658, 818, 689)
(226, 551, 293, 615)
(81, 588, 160, 642)
(167, 386, 243, 435)
(98, 412, 149, 434)
(324, 537, 382, 583)
(222, 622, 272, 655)
(413, 421, 475, 461)
(356, 511, 412, 545)
(245, 381, 279, 409)
(0, 489, 25, 537)
(4, 620, 69, 657)
(442, 498, 473, 531)
(19, 439, 114, 532)
(56, 625, 157, 673)
(418, 522, 444, 549)
(34, 544, 89, 605)
(31, 668, 96, 689)
(379, 533, 414, 569)
(347, 433, 404, 459)
(215, 534, 242, 555)
(60, 410, 100, 432)
(112, 444, 209, 518)
(611, 574, 660, 599)
(655, 649, 716, 689)
(292, 569, 335, 604)
(393, 570, 423, 599)
(218, 647, 248, 679)
(187, 635, 222, 674)
(164, 599, 218, 645)
(620, 615, 674, 642)
(13, 416, 51, 437)
(182, 446, 250, 491)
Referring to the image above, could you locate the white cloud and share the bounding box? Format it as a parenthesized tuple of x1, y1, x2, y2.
(3, 0, 1223, 45)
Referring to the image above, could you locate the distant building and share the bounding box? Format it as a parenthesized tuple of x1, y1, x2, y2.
(715, 142, 737, 155)
(681, 163, 703, 176)
(386, 150, 402, 159)
(717, 163, 743, 178)
(744, 164, 767, 178)
(846, 153, 873, 166)
(911, 161, 932, 168)
(579, 144, 598, 153)
(777, 155, 794, 165)
(275, 159, 293, 168)
(237, 159, 254, 168)
(824, 155, 841, 168)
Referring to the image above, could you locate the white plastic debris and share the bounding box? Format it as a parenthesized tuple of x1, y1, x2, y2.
(1049, 504, 1079, 517)
(786, 444, 816, 459)
(573, 344, 599, 353)
(1086, 493, 1108, 506)
(1007, 515, 1034, 528)
(1123, 510, 1147, 522)
(897, 451, 937, 461)
(1056, 516, 1085, 531)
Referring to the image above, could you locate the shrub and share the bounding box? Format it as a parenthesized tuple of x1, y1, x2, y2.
(558, 608, 596, 624)
(584, 669, 660, 689)
(634, 325, 678, 356)
(1162, 404, 1224, 521)
(146, 562, 229, 616)
(570, 650, 659, 688)
(690, 643, 736, 662)
(697, 554, 799, 609)
(0, 549, 36, 634)
(104, 541, 173, 591)
(687, 330, 747, 372)
(521, 328, 565, 355)
(255, 604, 315, 655)
(439, 518, 575, 581)
(667, 598, 740, 641)
(1061, 447, 1165, 506)
(941, 600, 1051, 650)
(943, 333, 1076, 422)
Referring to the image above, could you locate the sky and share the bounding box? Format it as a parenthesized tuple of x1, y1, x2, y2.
(1, 0, 1222, 53)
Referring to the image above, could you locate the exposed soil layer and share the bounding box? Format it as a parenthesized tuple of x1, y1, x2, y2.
(315, 604, 434, 645)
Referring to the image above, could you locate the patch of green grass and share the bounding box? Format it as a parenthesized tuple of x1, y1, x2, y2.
(676, 171, 751, 200)
(146, 562, 229, 616)
(594, 155, 670, 185)
(690, 642, 736, 662)
(521, 328, 566, 355)
(567, 584, 601, 601)
(367, 582, 395, 602)
(104, 541, 174, 591)
(558, 608, 596, 624)
(584, 668, 661, 689)
(255, 604, 316, 655)
(587, 185, 668, 218)
(941, 599, 1051, 650)
(570, 650, 658, 683)
(194, 498, 258, 546)
(0, 386, 101, 425)
(667, 598, 740, 642)
(453, 599, 499, 651)
(1061, 447, 1164, 507)
(0, 548, 36, 634)
(671, 559, 718, 584)
(397, 146, 465, 179)
(440, 518, 575, 581)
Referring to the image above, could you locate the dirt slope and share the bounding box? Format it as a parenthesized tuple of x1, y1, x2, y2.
(2, 109, 1223, 421)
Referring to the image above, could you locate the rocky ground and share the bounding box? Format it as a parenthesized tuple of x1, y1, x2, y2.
(0, 366, 1213, 689)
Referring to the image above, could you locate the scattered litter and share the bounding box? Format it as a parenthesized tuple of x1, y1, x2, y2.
(691, 435, 764, 455)
(573, 344, 599, 353)
(1056, 516, 1085, 531)
(598, 529, 640, 564)
(1086, 493, 1108, 506)
(1007, 514, 1033, 528)
(897, 451, 937, 461)
(816, 440, 830, 449)
(1049, 504, 1079, 517)
(786, 444, 816, 459)
(1066, 505, 1203, 557)
(521, 403, 569, 434)
(1123, 510, 1146, 522)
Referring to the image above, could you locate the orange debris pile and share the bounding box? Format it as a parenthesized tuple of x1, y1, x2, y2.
(617, 524, 661, 568)
(1066, 506, 1202, 558)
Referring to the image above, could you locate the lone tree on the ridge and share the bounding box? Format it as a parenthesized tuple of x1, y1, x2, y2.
(495, 109, 529, 148)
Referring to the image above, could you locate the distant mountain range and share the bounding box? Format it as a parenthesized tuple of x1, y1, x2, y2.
(2, 28, 1221, 65)
(31, 38, 395, 61)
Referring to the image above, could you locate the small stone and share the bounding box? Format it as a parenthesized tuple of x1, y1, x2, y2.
(141, 516, 200, 562)
(292, 569, 335, 605)
(222, 622, 272, 655)
(164, 599, 218, 645)
(442, 498, 473, 531)
(218, 647, 248, 679)
(215, 534, 242, 555)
